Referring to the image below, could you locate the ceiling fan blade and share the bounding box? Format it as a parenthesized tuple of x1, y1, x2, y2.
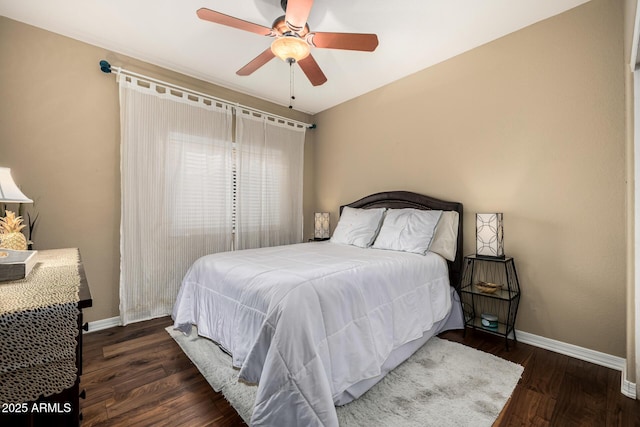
(237, 48, 276, 76)
(308, 32, 379, 52)
(197, 8, 273, 36)
(284, 0, 314, 33)
(297, 54, 327, 86)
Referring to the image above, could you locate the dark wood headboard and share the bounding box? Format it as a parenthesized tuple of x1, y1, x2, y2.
(340, 191, 464, 291)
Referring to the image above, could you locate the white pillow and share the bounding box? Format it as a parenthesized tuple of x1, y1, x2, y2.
(372, 209, 442, 255)
(330, 206, 386, 248)
(429, 210, 459, 261)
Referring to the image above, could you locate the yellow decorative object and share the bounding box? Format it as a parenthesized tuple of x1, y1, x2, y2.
(475, 281, 502, 294)
(0, 210, 28, 250)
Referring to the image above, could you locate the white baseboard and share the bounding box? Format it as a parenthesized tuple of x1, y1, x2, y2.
(84, 316, 121, 333)
(515, 329, 636, 399)
(621, 365, 637, 399)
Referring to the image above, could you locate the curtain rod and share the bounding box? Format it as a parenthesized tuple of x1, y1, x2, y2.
(99, 60, 316, 130)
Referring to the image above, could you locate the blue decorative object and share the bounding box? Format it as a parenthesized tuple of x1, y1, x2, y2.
(481, 313, 499, 330)
(99, 60, 112, 74)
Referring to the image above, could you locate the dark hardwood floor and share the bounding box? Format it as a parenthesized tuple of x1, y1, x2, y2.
(81, 317, 640, 426)
(439, 330, 640, 427)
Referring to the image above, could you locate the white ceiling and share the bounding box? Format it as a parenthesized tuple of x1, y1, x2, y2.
(0, 0, 590, 114)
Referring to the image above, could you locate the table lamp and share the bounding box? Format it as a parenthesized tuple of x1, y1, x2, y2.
(476, 213, 505, 258)
(314, 212, 330, 240)
(0, 167, 32, 203)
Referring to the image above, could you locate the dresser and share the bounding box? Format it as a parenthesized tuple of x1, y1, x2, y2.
(0, 249, 92, 427)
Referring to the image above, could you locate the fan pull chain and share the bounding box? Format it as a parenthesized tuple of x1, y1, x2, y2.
(288, 59, 295, 109)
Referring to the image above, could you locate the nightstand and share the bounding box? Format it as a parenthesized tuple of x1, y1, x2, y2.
(460, 254, 521, 349)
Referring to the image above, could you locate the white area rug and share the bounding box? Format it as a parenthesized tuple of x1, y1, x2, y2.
(166, 327, 523, 426)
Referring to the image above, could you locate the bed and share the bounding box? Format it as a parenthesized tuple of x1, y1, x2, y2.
(172, 191, 464, 426)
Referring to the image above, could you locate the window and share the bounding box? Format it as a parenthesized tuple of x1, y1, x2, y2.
(166, 132, 233, 236)
(166, 131, 288, 239)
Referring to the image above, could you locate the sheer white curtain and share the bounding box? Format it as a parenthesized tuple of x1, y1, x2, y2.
(119, 77, 233, 325)
(235, 113, 305, 249)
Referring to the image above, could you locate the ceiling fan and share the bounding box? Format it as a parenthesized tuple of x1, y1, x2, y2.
(197, 0, 379, 86)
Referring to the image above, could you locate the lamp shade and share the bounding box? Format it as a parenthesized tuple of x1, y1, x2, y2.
(476, 213, 504, 258)
(0, 168, 32, 203)
(271, 35, 310, 62)
(314, 212, 330, 239)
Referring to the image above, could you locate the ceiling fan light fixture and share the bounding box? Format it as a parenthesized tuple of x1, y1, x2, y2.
(271, 35, 310, 62)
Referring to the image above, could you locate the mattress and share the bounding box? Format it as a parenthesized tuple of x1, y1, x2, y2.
(172, 241, 459, 426)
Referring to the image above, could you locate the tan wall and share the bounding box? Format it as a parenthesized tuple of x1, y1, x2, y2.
(313, 0, 627, 356)
(0, 16, 315, 323)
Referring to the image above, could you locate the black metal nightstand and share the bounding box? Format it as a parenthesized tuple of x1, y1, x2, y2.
(460, 254, 521, 350)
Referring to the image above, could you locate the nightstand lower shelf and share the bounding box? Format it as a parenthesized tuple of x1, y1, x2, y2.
(464, 314, 516, 343)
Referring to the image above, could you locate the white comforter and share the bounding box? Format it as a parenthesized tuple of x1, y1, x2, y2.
(172, 242, 452, 426)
